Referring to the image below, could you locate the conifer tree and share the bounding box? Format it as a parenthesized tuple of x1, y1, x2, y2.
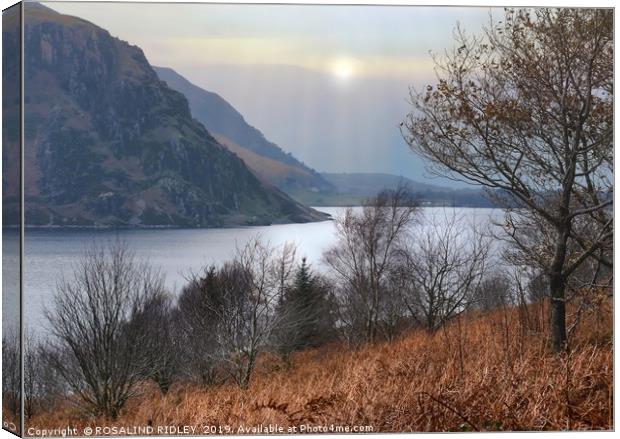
(274, 258, 334, 364)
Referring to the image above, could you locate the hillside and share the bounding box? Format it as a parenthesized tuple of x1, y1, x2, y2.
(289, 173, 495, 207)
(28, 299, 612, 432)
(151, 68, 494, 208)
(4, 3, 326, 227)
(2, 3, 20, 226)
(154, 66, 334, 193)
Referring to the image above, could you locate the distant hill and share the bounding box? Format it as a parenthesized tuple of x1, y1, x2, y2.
(154, 67, 334, 193)
(291, 173, 495, 207)
(322, 173, 438, 196)
(4, 3, 326, 227)
(150, 69, 494, 209)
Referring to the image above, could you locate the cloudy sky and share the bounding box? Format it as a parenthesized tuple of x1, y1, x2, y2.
(46, 1, 496, 186)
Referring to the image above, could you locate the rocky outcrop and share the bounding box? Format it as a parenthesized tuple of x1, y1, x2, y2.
(8, 3, 326, 227)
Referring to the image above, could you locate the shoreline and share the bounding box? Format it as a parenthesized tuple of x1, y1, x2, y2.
(1, 205, 511, 232)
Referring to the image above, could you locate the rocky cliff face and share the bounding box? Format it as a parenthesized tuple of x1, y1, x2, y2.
(2, 4, 21, 227)
(9, 3, 325, 227)
(154, 67, 334, 194)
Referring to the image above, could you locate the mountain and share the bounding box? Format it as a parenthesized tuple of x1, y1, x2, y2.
(307, 173, 494, 207)
(5, 3, 326, 227)
(150, 66, 493, 208)
(153, 66, 334, 193)
(2, 4, 20, 227)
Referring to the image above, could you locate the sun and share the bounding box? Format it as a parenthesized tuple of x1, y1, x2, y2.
(332, 59, 355, 80)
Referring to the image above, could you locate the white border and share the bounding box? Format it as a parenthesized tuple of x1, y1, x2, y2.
(0, 1, 617, 439)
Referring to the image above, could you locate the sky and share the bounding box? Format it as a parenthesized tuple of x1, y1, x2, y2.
(44, 1, 496, 186)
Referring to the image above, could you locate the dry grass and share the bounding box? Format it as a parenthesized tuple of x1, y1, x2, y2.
(214, 134, 317, 187)
(26, 296, 612, 434)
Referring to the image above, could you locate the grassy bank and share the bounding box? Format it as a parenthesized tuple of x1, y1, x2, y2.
(26, 296, 612, 433)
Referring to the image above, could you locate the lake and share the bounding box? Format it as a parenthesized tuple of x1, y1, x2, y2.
(2, 207, 504, 334)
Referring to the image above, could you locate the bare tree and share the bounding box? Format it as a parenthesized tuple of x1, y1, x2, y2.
(23, 333, 63, 419)
(177, 266, 225, 387)
(182, 238, 297, 389)
(324, 184, 418, 343)
(272, 242, 297, 303)
(219, 239, 294, 388)
(474, 272, 514, 312)
(377, 269, 411, 341)
(398, 213, 491, 332)
(2, 330, 20, 419)
(132, 292, 183, 394)
(526, 271, 549, 304)
(402, 8, 613, 351)
(45, 240, 166, 418)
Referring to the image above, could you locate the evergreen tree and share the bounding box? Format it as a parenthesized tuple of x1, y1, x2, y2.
(274, 258, 334, 364)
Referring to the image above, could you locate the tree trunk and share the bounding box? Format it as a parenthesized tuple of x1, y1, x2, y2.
(549, 272, 567, 352)
(239, 353, 256, 390)
(549, 226, 570, 352)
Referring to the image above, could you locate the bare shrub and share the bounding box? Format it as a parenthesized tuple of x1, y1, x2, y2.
(2, 330, 20, 418)
(45, 240, 166, 418)
(177, 266, 224, 386)
(23, 333, 63, 419)
(474, 272, 515, 312)
(131, 292, 183, 394)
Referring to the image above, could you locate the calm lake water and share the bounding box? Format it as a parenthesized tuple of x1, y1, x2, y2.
(2, 207, 504, 334)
